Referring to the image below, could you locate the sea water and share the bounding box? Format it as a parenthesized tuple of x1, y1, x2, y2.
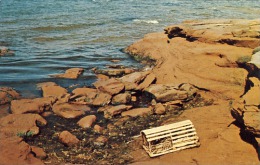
(0, 0, 259, 97)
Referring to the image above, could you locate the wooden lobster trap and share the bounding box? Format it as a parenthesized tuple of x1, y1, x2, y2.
(140, 120, 200, 157)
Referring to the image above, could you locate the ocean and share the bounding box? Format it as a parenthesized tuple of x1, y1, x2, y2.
(0, 0, 259, 97)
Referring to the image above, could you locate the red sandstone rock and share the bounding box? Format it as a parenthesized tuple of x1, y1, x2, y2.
(96, 74, 110, 80)
(41, 84, 68, 98)
(103, 105, 132, 119)
(11, 97, 56, 114)
(93, 78, 125, 95)
(93, 125, 104, 133)
(136, 73, 156, 90)
(154, 103, 166, 115)
(119, 71, 150, 84)
(77, 115, 96, 128)
(59, 131, 79, 147)
(31, 146, 47, 159)
(121, 108, 152, 117)
(242, 77, 260, 106)
(51, 68, 84, 79)
(92, 92, 112, 106)
(111, 93, 131, 105)
(0, 136, 44, 165)
(94, 136, 108, 146)
(0, 87, 20, 105)
(0, 114, 47, 137)
(52, 102, 88, 119)
(145, 84, 189, 102)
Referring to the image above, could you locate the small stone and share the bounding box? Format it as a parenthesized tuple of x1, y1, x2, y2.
(94, 136, 108, 146)
(154, 103, 166, 115)
(77, 115, 97, 128)
(31, 146, 47, 159)
(93, 125, 104, 133)
(59, 131, 79, 147)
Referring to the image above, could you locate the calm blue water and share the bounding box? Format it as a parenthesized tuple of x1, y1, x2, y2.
(0, 0, 259, 97)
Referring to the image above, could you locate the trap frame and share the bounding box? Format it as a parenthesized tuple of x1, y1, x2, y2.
(140, 120, 200, 157)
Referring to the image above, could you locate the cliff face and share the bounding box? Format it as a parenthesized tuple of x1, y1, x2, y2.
(126, 19, 260, 164)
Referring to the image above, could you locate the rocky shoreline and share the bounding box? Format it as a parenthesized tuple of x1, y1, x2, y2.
(0, 19, 260, 165)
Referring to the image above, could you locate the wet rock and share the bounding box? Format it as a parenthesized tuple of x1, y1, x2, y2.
(111, 93, 132, 105)
(154, 103, 166, 115)
(119, 71, 150, 84)
(0, 87, 20, 105)
(93, 78, 124, 95)
(77, 115, 96, 128)
(93, 125, 104, 133)
(11, 97, 56, 114)
(121, 107, 152, 117)
(31, 146, 47, 159)
(136, 73, 156, 90)
(59, 131, 80, 147)
(0, 136, 44, 165)
(0, 47, 14, 56)
(94, 68, 127, 77)
(0, 114, 47, 137)
(52, 102, 88, 119)
(144, 84, 190, 102)
(51, 68, 84, 79)
(93, 136, 108, 147)
(103, 105, 132, 119)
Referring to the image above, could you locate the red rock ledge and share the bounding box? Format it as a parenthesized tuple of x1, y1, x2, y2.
(126, 19, 260, 165)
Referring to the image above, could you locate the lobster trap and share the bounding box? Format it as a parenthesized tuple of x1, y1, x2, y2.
(140, 120, 200, 157)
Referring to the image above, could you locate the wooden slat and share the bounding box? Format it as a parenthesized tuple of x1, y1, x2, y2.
(145, 124, 194, 139)
(141, 120, 192, 135)
(171, 136, 199, 144)
(148, 128, 196, 142)
(171, 132, 197, 140)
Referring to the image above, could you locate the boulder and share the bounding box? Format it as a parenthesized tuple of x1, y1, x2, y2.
(52, 102, 88, 119)
(121, 81, 138, 91)
(249, 51, 260, 69)
(94, 68, 126, 77)
(93, 78, 124, 95)
(59, 131, 79, 147)
(144, 84, 189, 102)
(77, 115, 96, 128)
(0, 136, 43, 165)
(51, 68, 84, 79)
(121, 107, 152, 117)
(103, 105, 132, 119)
(0, 114, 47, 137)
(111, 93, 132, 105)
(0, 87, 20, 105)
(11, 97, 56, 114)
(96, 74, 110, 80)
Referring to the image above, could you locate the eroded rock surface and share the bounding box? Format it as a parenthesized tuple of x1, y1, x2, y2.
(52, 102, 88, 119)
